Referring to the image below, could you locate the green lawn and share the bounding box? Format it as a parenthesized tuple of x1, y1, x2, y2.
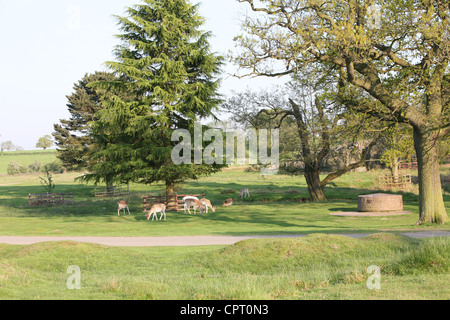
(0, 167, 448, 236)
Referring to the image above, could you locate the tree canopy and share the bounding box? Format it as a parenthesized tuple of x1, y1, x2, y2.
(233, 0, 449, 224)
(82, 0, 225, 196)
(35, 135, 54, 150)
(53, 72, 122, 174)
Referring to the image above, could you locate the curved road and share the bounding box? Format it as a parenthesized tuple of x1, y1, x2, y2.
(0, 231, 449, 247)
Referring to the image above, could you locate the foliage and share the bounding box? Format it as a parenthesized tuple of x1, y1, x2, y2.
(223, 73, 382, 201)
(380, 125, 415, 174)
(82, 0, 225, 195)
(39, 164, 56, 193)
(27, 161, 42, 173)
(35, 135, 54, 150)
(53, 71, 128, 174)
(1, 141, 15, 156)
(232, 0, 449, 224)
(7, 162, 26, 175)
(44, 160, 65, 174)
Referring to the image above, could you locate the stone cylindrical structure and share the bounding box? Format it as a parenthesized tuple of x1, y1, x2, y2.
(358, 194, 403, 212)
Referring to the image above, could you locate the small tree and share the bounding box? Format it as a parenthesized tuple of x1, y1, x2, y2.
(380, 125, 415, 182)
(40, 165, 56, 193)
(36, 135, 54, 150)
(1, 141, 15, 156)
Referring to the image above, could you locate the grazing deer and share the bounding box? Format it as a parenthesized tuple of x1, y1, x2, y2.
(200, 198, 215, 213)
(240, 188, 250, 199)
(117, 200, 130, 216)
(184, 198, 204, 214)
(145, 203, 166, 221)
(182, 196, 199, 202)
(223, 198, 233, 206)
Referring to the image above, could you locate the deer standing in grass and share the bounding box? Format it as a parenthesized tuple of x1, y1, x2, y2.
(200, 198, 215, 213)
(240, 188, 250, 199)
(117, 200, 130, 216)
(184, 198, 204, 214)
(145, 203, 166, 221)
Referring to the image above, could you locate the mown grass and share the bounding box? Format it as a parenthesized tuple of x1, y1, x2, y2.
(0, 234, 448, 299)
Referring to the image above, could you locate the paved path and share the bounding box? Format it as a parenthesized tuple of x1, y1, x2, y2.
(0, 231, 449, 247)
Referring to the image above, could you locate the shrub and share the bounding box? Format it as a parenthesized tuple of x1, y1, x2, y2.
(28, 160, 42, 173)
(7, 162, 26, 175)
(43, 160, 65, 174)
(40, 166, 56, 193)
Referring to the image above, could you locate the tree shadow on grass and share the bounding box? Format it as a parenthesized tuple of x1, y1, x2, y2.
(0, 179, 442, 222)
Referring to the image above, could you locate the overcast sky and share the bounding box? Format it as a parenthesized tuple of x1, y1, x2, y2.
(0, 0, 283, 151)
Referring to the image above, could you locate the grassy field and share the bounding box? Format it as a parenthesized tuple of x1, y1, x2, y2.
(0, 166, 448, 236)
(0, 234, 448, 299)
(0, 149, 57, 174)
(0, 151, 449, 300)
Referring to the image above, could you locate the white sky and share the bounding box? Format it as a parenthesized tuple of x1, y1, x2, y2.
(0, 0, 284, 151)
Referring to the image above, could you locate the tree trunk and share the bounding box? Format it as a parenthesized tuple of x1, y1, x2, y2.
(391, 158, 400, 184)
(413, 127, 448, 225)
(105, 175, 115, 193)
(304, 165, 326, 202)
(106, 181, 114, 193)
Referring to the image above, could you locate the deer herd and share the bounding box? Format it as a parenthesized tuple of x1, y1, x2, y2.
(116, 188, 251, 221)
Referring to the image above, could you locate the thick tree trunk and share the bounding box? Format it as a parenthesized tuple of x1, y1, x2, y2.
(304, 165, 326, 202)
(413, 127, 448, 225)
(106, 180, 114, 193)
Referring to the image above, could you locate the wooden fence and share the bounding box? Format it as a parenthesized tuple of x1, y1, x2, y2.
(399, 162, 418, 170)
(378, 174, 412, 188)
(28, 193, 74, 206)
(94, 184, 130, 197)
(143, 193, 205, 212)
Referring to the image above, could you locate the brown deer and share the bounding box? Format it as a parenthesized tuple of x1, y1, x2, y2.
(117, 200, 130, 216)
(200, 198, 216, 213)
(145, 203, 166, 221)
(184, 198, 204, 214)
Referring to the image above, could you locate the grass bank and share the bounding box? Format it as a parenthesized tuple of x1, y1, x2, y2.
(0, 233, 448, 299)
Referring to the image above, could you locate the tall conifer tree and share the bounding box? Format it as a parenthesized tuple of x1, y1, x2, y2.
(53, 72, 117, 173)
(83, 0, 224, 196)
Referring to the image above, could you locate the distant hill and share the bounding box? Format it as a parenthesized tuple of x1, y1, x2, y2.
(0, 149, 58, 175)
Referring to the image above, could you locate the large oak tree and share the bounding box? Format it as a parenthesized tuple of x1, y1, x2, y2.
(233, 0, 449, 224)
